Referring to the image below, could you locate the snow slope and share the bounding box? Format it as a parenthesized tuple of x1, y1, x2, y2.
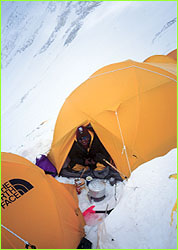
(1, 1, 177, 162)
(1, 1, 177, 249)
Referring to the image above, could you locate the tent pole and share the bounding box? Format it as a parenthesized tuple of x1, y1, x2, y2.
(115, 111, 132, 177)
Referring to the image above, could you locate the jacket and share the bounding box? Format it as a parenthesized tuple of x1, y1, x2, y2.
(68, 131, 111, 169)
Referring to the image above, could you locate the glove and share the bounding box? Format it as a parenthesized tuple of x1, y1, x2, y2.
(84, 158, 96, 169)
(84, 159, 91, 166)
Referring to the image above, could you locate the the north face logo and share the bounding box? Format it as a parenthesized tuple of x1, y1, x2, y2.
(1, 179, 34, 209)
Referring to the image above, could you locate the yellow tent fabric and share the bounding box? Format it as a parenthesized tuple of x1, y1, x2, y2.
(1, 152, 85, 249)
(48, 53, 177, 179)
(143, 49, 177, 75)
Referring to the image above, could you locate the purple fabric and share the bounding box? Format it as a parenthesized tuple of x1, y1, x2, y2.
(35, 154, 57, 177)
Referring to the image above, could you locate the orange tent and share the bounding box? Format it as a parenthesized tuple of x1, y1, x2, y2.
(48, 51, 177, 179)
(143, 49, 177, 75)
(1, 152, 85, 249)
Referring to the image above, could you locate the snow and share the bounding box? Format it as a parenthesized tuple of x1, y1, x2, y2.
(1, 1, 177, 249)
(98, 148, 177, 249)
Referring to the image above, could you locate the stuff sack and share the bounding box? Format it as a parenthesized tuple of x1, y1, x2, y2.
(35, 154, 57, 177)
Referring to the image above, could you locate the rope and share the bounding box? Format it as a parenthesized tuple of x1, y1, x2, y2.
(115, 111, 132, 177)
(1, 225, 36, 249)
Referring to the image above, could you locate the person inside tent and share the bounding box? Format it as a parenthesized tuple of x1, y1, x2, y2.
(61, 124, 122, 181)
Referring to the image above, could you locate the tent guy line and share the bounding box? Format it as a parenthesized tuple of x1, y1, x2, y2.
(88, 65, 176, 82)
(1, 224, 36, 249)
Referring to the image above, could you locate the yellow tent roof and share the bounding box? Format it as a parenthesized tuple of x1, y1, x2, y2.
(143, 49, 177, 75)
(1, 152, 85, 249)
(48, 53, 177, 179)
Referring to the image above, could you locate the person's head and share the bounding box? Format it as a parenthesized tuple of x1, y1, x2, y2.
(76, 126, 91, 148)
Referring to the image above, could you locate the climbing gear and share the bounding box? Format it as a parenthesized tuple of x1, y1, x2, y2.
(83, 205, 114, 216)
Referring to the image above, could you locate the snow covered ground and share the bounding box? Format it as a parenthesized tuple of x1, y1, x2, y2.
(1, 1, 177, 249)
(97, 148, 177, 249)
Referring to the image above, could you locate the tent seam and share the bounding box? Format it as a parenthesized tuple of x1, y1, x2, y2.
(89, 65, 177, 82)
